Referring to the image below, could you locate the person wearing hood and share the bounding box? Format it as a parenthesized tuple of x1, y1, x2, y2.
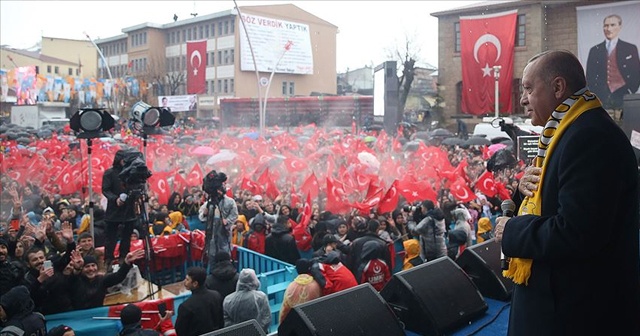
(175, 266, 224, 336)
(356, 240, 391, 291)
(0, 285, 46, 336)
(451, 207, 473, 248)
(407, 200, 447, 262)
(230, 215, 249, 246)
(265, 214, 300, 265)
(0, 238, 23, 297)
(402, 239, 423, 270)
(102, 149, 139, 268)
(476, 217, 494, 243)
(205, 251, 239, 299)
(243, 214, 266, 254)
(345, 219, 392, 277)
(222, 268, 271, 333)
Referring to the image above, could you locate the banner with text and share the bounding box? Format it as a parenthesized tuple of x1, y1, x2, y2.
(239, 13, 313, 75)
(158, 95, 197, 112)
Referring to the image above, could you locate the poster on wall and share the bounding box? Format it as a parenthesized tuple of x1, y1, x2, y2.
(0, 66, 37, 104)
(157, 95, 197, 112)
(576, 1, 640, 109)
(238, 13, 314, 75)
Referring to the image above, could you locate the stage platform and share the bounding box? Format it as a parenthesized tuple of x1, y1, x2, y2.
(103, 278, 180, 306)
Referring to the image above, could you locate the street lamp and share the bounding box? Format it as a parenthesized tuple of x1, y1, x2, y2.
(493, 65, 501, 118)
(84, 31, 118, 115)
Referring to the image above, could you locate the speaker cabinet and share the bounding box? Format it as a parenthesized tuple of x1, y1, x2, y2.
(278, 283, 405, 336)
(455, 238, 514, 301)
(380, 257, 487, 336)
(201, 319, 266, 336)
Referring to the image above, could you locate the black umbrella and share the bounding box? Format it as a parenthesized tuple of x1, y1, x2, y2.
(0, 126, 8, 134)
(412, 131, 430, 141)
(487, 148, 517, 172)
(430, 128, 454, 138)
(16, 137, 31, 144)
(463, 137, 492, 146)
(403, 140, 423, 152)
(5, 132, 19, 140)
(441, 137, 466, 146)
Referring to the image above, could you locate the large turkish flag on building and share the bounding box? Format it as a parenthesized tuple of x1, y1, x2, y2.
(187, 40, 207, 94)
(460, 10, 517, 115)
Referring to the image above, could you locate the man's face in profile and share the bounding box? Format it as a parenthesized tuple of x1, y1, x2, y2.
(603, 17, 621, 41)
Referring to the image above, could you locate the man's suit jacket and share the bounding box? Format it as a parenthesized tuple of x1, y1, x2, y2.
(586, 39, 640, 107)
(504, 107, 640, 336)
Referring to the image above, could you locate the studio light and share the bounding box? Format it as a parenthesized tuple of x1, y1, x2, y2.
(70, 108, 115, 138)
(131, 101, 175, 131)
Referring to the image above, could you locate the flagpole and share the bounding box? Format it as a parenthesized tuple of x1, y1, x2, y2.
(493, 65, 501, 118)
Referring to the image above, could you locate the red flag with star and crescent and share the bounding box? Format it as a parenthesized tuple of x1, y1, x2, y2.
(460, 10, 517, 115)
(187, 40, 207, 94)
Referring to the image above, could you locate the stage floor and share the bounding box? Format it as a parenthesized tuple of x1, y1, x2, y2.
(103, 279, 185, 306)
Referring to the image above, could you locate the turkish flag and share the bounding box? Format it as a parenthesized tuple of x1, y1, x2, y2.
(495, 182, 512, 201)
(475, 171, 497, 197)
(378, 180, 400, 214)
(149, 173, 171, 205)
(240, 177, 262, 195)
(460, 10, 517, 115)
(301, 173, 320, 200)
(450, 178, 476, 203)
(326, 177, 351, 214)
(187, 163, 203, 188)
(187, 40, 207, 94)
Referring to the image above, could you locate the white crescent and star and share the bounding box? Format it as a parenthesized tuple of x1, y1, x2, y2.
(190, 50, 202, 76)
(473, 33, 501, 77)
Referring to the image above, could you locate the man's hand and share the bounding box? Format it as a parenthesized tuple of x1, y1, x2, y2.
(518, 166, 542, 197)
(61, 221, 74, 242)
(38, 267, 54, 283)
(116, 198, 125, 207)
(494, 216, 510, 242)
(70, 249, 84, 270)
(125, 249, 145, 265)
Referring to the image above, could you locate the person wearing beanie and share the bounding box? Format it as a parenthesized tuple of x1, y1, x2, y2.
(0, 237, 23, 296)
(222, 269, 271, 333)
(118, 303, 176, 336)
(242, 214, 267, 254)
(176, 267, 224, 336)
(205, 251, 239, 299)
(0, 285, 46, 335)
(69, 248, 145, 310)
(77, 231, 106, 274)
(279, 259, 324, 323)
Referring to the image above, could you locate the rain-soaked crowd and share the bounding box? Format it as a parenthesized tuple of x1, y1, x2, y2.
(0, 122, 522, 335)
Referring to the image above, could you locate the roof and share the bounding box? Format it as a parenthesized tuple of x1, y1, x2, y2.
(1, 47, 78, 66)
(122, 22, 164, 33)
(94, 34, 127, 44)
(162, 9, 235, 29)
(430, 0, 526, 17)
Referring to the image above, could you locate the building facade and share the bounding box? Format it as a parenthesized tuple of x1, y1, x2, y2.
(95, 3, 337, 117)
(431, 0, 613, 128)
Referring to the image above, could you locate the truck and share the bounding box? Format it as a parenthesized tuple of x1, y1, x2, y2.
(10, 102, 69, 129)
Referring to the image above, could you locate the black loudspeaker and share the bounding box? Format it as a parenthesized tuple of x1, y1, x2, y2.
(201, 319, 266, 336)
(278, 283, 405, 336)
(380, 257, 487, 336)
(455, 238, 514, 301)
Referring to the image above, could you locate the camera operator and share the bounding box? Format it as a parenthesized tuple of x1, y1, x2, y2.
(199, 171, 238, 272)
(102, 149, 138, 268)
(406, 200, 447, 262)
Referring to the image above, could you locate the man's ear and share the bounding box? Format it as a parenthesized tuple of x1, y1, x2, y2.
(553, 76, 568, 99)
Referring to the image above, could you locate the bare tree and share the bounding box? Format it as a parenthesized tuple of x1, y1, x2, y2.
(386, 33, 422, 116)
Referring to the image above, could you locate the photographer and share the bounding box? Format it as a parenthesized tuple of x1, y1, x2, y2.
(199, 171, 238, 271)
(407, 200, 447, 262)
(102, 149, 139, 268)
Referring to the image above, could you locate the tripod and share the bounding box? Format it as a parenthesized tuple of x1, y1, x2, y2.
(131, 188, 161, 300)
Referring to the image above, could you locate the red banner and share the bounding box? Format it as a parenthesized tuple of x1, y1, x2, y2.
(460, 10, 517, 115)
(186, 40, 207, 94)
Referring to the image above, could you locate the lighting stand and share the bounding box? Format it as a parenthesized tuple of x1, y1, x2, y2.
(87, 138, 95, 242)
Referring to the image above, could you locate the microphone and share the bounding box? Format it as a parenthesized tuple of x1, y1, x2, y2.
(500, 199, 516, 270)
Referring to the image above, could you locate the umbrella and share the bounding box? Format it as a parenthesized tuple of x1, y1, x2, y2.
(463, 137, 492, 146)
(441, 137, 465, 146)
(16, 137, 31, 144)
(487, 148, 518, 172)
(488, 143, 507, 153)
(413, 131, 430, 141)
(192, 145, 216, 156)
(403, 140, 423, 152)
(430, 128, 454, 138)
(241, 132, 260, 140)
(206, 149, 237, 165)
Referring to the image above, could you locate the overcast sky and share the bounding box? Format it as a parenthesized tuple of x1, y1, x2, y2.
(0, 0, 481, 72)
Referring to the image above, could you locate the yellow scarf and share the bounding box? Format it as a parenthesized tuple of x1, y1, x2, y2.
(503, 88, 601, 285)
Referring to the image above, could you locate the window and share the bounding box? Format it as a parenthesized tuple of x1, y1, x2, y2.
(218, 51, 223, 64)
(224, 21, 229, 34)
(223, 50, 229, 64)
(230, 49, 234, 64)
(199, 26, 203, 39)
(210, 52, 215, 66)
(47, 65, 52, 73)
(181, 55, 186, 70)
(217, 79, 222, 92)
(218, 22, 223, 36)
(454, 22, 461, 53)
(289, 81, 295, 95)
(187, 28, 192, 41)
(516, 14, 526, 47)
(230, 18, 235, 33)
(143, 32, 147, 45)
(211, 80, 215, 93)
(68, 68, 73, 75)
(230, 79, 234, 93)
(75, 68, 80, 76)
(183, 30, 187, 42)
(224, 79, 228, 93)
(282, 81, 287, 95)
(54, 66, 59, 74)
(205, 80, 209, 94)
(205, 25, 209, 38)
(456, 81, 463, 114)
